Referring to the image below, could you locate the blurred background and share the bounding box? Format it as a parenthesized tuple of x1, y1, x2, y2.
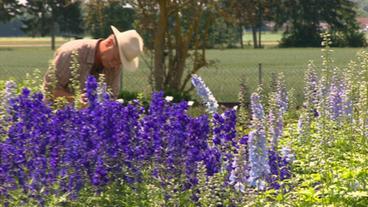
(1, 0, 368, 105)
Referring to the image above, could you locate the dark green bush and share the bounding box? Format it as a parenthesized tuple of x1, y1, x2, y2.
(280, 26, 367, 47)
(279, 26, 322, 47)
(330, 30, 367, 47)
(163, 88, 192, 103)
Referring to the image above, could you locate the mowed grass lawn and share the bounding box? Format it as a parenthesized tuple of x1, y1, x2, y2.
(0, 36, 365, 103)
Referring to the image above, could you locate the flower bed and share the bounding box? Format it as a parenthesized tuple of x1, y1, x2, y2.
(0, 36, 367, 206)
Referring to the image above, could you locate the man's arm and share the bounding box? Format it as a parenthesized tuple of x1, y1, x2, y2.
(43, 49, 73, 101)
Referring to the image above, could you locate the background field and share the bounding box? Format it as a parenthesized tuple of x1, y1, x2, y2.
(0, 34, 364, 104)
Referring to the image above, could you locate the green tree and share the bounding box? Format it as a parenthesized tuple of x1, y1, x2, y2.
(58, 1, 84, 37)
(206, 16, 241, 49)
(204, 0, 247, 49)
(21, 0, 84, 50)
(273, 0, 366, 47)
(84, 1, 135, 38)
(0, 0, 22, 23)
(127, 0, 222, 92)
(224, 0, 273, 48)
(21, 1, 51, 37)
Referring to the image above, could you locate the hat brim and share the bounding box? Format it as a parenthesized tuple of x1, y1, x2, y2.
(111, 26, 139, 71)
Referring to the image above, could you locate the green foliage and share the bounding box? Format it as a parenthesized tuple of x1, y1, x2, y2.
(197, 167, 234, 207)
(280, 25, 322, 47)
(237, 77, 251, 128)
(278, 0, 366, 47)
(206, 16, 241, 49)
(58, 1, 84, 37)
(255, 121, 368, 206)
(0, 0, 21, 23)
(85, 1, 135, 38)
(20, 0, 84, 37)
(163, 87, 192, 102)
(62, 179, 156, 207)
(118, 90, 140, 101)
(254, 36, 368, 206)
(118, 88, 192, 107)
(20, 68, 43, 92)
(69, 50, 82, 108)
(355, 0, 368, 17)
(330, 30, 367, 47)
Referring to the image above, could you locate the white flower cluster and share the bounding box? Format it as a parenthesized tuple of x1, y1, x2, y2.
(248, 93, 270, 190)
(3, 80, 17, 111)
(191, 74, 218, 114)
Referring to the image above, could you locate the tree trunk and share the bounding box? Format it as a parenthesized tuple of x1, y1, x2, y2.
(51, 10, 56, 50)
(252, 26, 258, 48)
(258, 26, 262, 48)
(168, 12, 192, 90)
(257, 1, 263, 49)
(51, 21, 56, 50)
(239, 25, 244, 48)
(153, 0, 168, 91)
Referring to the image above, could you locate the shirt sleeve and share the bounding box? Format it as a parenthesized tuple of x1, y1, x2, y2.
(43, 49, 72, 94)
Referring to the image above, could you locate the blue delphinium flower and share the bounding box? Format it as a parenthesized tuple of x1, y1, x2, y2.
(165, 101, 190, 178)
(267, 150, 291, 190)
(248, 93, 270, 190)
(329, 77, 354, 124)
(2, 89, 53, 204)
(212, 109, 237, 179)
(185, 114, 210, 187)
(191, 74, 218, 114)
(203, 147, 221, 176)
(92, 157, 108, 186)
(268, 93, 283, 150)
(86, 75, 98, 108)
(304, 62, 319, 111)
(268, 74, 288, 150)
(0, 80, 237, 205)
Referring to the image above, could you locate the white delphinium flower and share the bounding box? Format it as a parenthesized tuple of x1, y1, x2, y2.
(268, 92, 283, 150)
(276, 73, 288, 113)
(1, 81, 17, 130)
(229, 140, 249, 193)
(248, 92, 270, 190)
(3, 80, 17, 111)
(97, 74, 110, 102)
(191, 74, 218, 114)
(280, 146, 295, 163)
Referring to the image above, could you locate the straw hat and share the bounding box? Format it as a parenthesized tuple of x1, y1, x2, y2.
(110, 25, 144, 71)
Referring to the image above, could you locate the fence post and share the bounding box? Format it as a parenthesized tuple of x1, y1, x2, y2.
(258, 63, 262, 85)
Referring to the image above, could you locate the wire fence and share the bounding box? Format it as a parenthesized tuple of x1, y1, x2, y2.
(0, 63, 306, 106)
(121, 63, 306, 106)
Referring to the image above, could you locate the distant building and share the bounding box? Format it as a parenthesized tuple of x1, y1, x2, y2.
(356, 17, 368, 32)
